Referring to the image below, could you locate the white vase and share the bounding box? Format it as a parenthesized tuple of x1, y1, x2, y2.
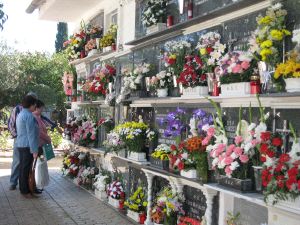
(180, 169, 198, 179)
(88, 49, 98, 56)
(127, 210, 141, 222)
(285, 78, 300, 92)
(157, 88, 168, 97)
(108, 196, 120, 208)
(181, 86, 209, 97)
(146, 23, 167, 34)
(95, 189, 107, 201)
(220, 82, 250, 97)
(127, 152, 147, 162)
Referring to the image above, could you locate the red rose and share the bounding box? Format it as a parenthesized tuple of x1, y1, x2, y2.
(178, 142, 185, 149)
(206, 47, 213, 54)
(200, 74, 207, 81)
(279, 154, 290, 163)
(275, 163, 284, 173)
(261, 131, 271, 142)
(272, 137, 283, 147)
(170, 145, 177, 151)
(260, 156, 266, 162)
(178, 161, 184, 171)
(298, 180, 300, 190)
(286, 178, 297, 190)
(287, 167, 298, 179)
(266, 150, 275, 158)
(260, 143, 269, 154)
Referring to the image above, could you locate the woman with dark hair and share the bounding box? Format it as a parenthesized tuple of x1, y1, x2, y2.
(16, 95, 39, 198)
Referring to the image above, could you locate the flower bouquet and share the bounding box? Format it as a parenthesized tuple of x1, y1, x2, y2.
(124, 187, 148, 224)
(94, 169, 112, 200)
(75, 166, 99, 189)
(196, 31, 226, 94)
(261, 123, 300, 206)
(97, 117, 114, 133)
(215, 51, 256, 96)
(142, 0, 167, 34)
(85, 39, 98, 55)
(73, 119, 97, 147)
(178, 55, 209, 97)
(100, 24, 117, 52)
(115, 121, 149, 161)
(151, 187, 184, 225)
(178, 216, 202, 225)
(164, 40, 192, 96)
(149, 70, 172, 97)
(151, 144, 171, 170)
(107, 181, 125, 209)
(64, 30, 87, 60)
(189, 109, 214, 137)
(274, 46, 300, 92)
(103, 130, 126, 156)
(62, 151, 80, 178)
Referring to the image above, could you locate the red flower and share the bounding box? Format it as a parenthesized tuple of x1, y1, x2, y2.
(266, 150, 275, 158)
(260, 143, 269, 154)
(167, 58, 176, 65)
(261, 131, 271, 142)
(279, 154, 290, 164)
(206, 47, 213, 54)
(275, 163, 284, 173)
(178, 142, 185, 150)
(200, 74, 206, 81)
(298, 180, 300, 190)
(260, 156, 266, 162)
(286, 177, 297, 190)
(287, 167, 298, 179)
(178, 161, 184, 171)
(170, 145, 177, 151)
(272, 137, 283, 147)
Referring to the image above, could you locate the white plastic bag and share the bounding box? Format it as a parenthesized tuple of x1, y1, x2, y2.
(35, 157, 50, 188)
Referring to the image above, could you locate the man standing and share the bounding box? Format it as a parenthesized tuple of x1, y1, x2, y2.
(7, 92, 60, 191)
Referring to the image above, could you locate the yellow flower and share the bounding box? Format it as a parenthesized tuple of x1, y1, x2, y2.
(258, 16, 272, 25)
(282, 29, 291, 36)
(260, 40, 273, 48)
(169, 54, 177, 59)
(270, 29, 283, 41)
(143, 202, 148, 207)
(200, 48, 207, 55)
(260, 48, 272, 57)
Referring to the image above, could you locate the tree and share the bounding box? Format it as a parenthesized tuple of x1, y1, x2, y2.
(55, 22, 68, 53)
(0, 2, 8, 31)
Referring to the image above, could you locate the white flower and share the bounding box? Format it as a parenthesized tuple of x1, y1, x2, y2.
(264, 156, 275, 168)
(229, 161, 239, 171)
(182, 152, 188, 160)
(212, 158, 219, 167)
(248, 123, 257, 131)
(230, 152, 238, 159)
(271, 2, 282, 11)
(254, 122, 267, 141)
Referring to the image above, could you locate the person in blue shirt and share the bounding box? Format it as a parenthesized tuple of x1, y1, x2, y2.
(16, 95, 39, 198)
(7, 92, 61, 191)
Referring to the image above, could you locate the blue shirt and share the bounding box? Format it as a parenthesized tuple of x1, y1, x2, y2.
(16, 108, 39, 153)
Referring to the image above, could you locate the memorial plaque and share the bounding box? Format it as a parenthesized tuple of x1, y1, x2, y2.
(152, 176, 170, 200)
(285, 0, 300, 51)
(182, 186, 207, 220)
(128, 166, 148, 196)
(233, 198, 268, 225)
(88, 59, 101, 75)
(223, 10, 264, 51)
(275, 108, 300, 137)
(223, 107, 272, 144)
(98, 106, 114, 147)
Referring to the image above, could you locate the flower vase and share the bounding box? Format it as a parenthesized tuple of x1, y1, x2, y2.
(217, 175, 253, 192)
(108, 196, 121, 208)
(220, 82, 250, 97)
(157, 88, 168, 97)
(127, 152, 147, 162)
(95, 189, 107, 201)
(285, 78, 300, 92)
(253, 166, 263, 192)
(180, 169, 198, 179)
(127, 210, 145, 223)
(146, 23, 167, 34)
(182, 86, 209, 98)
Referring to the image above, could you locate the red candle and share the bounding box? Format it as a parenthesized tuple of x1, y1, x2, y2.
(139, 213, 146, 224)
(167, 15, 173, 27)
(212, 82, 220, 96)
(250, 75, 261, 94)
(188, 0, 193, 19)
(112, 43, 116, 51)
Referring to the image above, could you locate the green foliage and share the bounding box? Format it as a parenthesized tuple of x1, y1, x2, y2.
(55, 22, 68, 53)
(48, 128, 63, 148)
(0, 130, 12, 150)
(0, 42, 71, 110)
(0, 3, 8, 31)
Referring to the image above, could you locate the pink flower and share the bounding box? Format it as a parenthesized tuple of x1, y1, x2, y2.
(251, 139, 260, 146)
(241, 61, 250, 70)
(226, 144, 235, 156)
(225, 166, 233, 176)
(232, 64, 242, 73)
(91, 135, 96, 140)
(234, 136, 243, 145)
(224, 156, 233, 165)
(239, 154, 249, 163)
(202, 136, 212, 146)
(249, 130, 255, 136)
(83, 133, 87, 139)
(234, 147, 243, 156)
(207, 127, 215, 136)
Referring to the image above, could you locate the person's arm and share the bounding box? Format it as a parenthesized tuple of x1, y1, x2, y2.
(41, 115, 57, 129)
(26, 115, 39, 154)
(7, 107, 18, 137)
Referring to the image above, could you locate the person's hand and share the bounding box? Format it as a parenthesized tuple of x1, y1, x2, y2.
(33, 153, 38, 159)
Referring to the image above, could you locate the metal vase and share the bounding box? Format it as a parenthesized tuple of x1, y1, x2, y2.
(206, 72, 215, 94)
(253, 166, 263, 192)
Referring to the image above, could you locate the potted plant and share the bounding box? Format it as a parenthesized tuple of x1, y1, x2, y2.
(100, 24, 118, 52)
(107, 181, 125, 209)
(103, 130, 126, 157)
(75, 166, 99, 190)
(131, 63, 152, 98)
(124, 187, 148, 224)
(73, 119, 97, 147)
(149, 70, 172, 97)
(142, 0, 167, 35)
(216, 51, 256, 96)
(178, 55, 209, 97)
(151, 144, 171, 170)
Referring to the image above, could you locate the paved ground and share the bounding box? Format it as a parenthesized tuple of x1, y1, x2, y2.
(0, 151, 133, 225)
